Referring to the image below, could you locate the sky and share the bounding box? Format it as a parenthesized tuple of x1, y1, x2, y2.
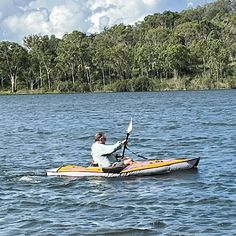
(0, 0, 216, 44)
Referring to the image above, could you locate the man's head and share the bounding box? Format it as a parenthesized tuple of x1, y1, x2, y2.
(95, 132, 106, 144)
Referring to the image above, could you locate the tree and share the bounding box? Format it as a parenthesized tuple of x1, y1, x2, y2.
(174, 21, 201, 46)
(142, 11, 180, 30)
(24, 34, 60, 90)
(93, 25, 134, 87)
(0, 41, 28, 93)
(159, 43, 190, 79)
(205, 39, 229, 83)
(134, 42, 161, 78)
(92, 33, 113, 89)
(56, 31, 91, 91)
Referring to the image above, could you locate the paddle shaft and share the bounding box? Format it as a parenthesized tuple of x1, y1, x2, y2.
(126, 147, 148, 160)
(122, 133, 130, 157)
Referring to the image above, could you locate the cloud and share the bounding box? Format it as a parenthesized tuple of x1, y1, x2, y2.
(88, 0, 161, 33)
(48, 2, 92, 37)
(1, 0, 92, 42)
(0, 0, 217, 43)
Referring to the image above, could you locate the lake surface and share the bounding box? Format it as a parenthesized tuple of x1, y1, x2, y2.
(0, 90, 235, 235)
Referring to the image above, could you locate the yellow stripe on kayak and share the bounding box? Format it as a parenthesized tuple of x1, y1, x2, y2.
(57, 165, 103, 173)
(121, 159, 189, 173)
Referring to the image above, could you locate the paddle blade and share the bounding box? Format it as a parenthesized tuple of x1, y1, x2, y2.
(127, 118, 133, 134)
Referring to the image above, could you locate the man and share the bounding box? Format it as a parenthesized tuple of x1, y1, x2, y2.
(91, 132, 133, 168)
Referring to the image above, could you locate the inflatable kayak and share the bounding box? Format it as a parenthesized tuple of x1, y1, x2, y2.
(46, 157, 200, 178)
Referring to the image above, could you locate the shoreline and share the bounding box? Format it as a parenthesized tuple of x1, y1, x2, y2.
(0, 87, 234, 96)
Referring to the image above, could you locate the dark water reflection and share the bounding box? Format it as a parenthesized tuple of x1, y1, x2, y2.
(0, 90, 235, 235)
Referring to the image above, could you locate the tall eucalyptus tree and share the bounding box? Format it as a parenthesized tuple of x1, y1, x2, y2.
(24, 34, 60, 90)
(56, 31, 91, 91)
(0, 41, 28, 93)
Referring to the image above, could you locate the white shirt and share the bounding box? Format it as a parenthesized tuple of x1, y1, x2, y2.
(91, 141, 122, 167)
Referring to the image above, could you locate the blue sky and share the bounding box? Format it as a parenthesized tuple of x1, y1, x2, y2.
(0, 0, 216, 43)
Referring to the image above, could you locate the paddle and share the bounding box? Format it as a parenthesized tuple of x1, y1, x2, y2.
(122, 118, 133, 158)
(126, 147, 149, 160)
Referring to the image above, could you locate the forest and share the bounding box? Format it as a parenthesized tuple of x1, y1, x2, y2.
(0, 0, 236, 94)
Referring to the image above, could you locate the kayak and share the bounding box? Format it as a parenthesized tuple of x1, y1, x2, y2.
(46, 157, 200, 178)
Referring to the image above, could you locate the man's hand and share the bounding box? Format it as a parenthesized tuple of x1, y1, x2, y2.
(121, 139, 128, 146)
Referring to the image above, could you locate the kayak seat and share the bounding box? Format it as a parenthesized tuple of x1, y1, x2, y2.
(102, 166, 126, 173)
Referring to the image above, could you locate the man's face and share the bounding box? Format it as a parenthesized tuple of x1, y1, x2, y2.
(100, 136, 106, 144)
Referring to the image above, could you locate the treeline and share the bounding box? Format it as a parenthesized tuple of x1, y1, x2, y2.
(0, 0, 236, 94)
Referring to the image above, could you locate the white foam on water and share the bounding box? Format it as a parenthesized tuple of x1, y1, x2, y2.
(19, 176, 40, 183)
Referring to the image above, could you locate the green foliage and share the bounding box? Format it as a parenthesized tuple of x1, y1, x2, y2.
(1, 0, 236, 94)
(0, 41, 29, 92)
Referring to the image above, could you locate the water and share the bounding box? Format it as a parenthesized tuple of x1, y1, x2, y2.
(0, 90, 235, 235)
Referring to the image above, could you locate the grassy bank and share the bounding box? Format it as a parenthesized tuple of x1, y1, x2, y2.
(1, 76, 235, 95)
